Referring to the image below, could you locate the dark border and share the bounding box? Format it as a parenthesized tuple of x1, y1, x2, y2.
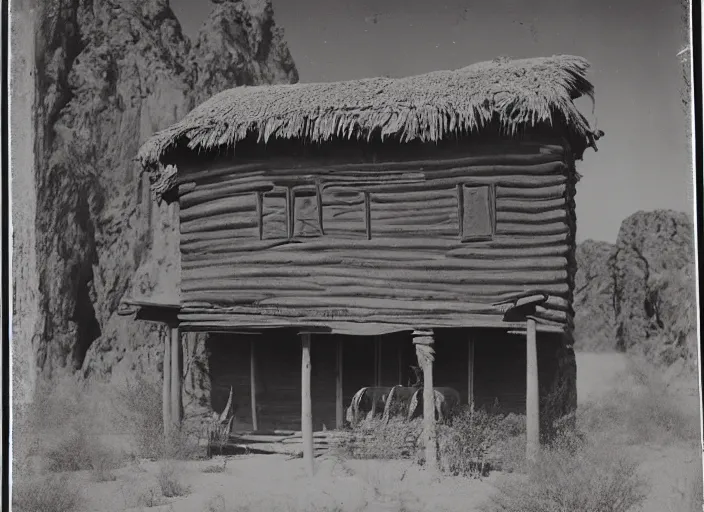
(2, 0, 11, 508)
(692, 0, 704, 444)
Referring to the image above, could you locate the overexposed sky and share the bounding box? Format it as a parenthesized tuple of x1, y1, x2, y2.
(172, 0, 693, 243)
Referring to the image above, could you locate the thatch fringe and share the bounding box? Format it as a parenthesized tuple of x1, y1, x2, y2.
(138, 55, 602, 194)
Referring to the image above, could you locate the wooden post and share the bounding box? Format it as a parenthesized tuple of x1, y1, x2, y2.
(163, 329, 172, 440)
(300, 333, 314, 476)
(413, 329, 437, 472)
(526, 318, 540, 463)
(467, 335, 475, 409)
(374, 336, 383, 386)
(335, 338, 344, 429)
(250, 339, 258, 432)
(170, 326, 182, 430)
(397, 341, 403, 385)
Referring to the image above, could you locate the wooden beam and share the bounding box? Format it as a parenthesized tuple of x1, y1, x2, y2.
(467, 335, 475, 409)
(163, 330, 172, 440)
(250, 339, 259, 432)
(300, 333, 314, 476)
(335, 338, 343, 429)
(170, 326, 182, 429)
(413, 329, 437, 472)
(526, 318, 540, 463)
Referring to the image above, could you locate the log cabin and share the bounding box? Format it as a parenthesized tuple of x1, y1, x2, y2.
(119, 54, 603, 471)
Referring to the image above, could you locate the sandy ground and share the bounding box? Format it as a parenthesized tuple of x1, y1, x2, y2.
(18, 351, 704, 512)
(575, 351, 629, 405)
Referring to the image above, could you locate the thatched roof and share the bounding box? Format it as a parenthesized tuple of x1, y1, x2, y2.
(138, 55, 602, 182)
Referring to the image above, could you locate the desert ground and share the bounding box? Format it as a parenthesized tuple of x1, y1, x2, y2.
(12, 351, 703, 512)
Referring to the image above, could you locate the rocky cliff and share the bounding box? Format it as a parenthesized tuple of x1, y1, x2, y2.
(12, 0, 298, 405)
(573, 210, 697, 368)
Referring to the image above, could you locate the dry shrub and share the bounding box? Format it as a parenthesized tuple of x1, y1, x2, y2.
(112, 374, 165, 458)
(14, 376, 129, 481)
(335, 417, 422, 460)
(157, 461, 190, 497)
(12, 474, 82, 512)
(203, 459, 228, 473)
(136, 486, 167, 508)
(438, 406, 527, 477)
(481, 432, 648, 512)
(112, 375, 203, 460)
(578, 355, 699, 445)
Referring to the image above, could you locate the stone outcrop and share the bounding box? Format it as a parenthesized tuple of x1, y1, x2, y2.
(573, 210, 696, 368)
(12, 0, 298, 407)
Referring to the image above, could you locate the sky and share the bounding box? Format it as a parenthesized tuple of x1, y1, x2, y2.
(170, 0, 693, 243)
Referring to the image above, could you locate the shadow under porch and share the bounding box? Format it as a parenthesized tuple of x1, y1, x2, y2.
(203, 328, 571, 434)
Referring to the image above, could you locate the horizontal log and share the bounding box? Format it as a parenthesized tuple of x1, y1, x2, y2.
(370, 189, 456, 204)
(495, 222, 570, 235)
(496, 197, 566, 213)
(177, 314, 568, 332)
(181, 266, 568, 285)
(371, 198, 458, 211)
(181, 253, 568, 276)
(183, 253, 566, 273)
(177, 161, 268, 185)
(361, 175, 566, 193)
(181, 181, 274, 208)
(446, 245, 570, 259)
(496, 210, 566, 224)
(180, 194, 257, 221)
(182, 285, 571, 305)
(179, 182, 196, 194)
(421, 161, 567, 179)
(179, 152, 567, 185)
(182, 271, 570, 299)
(178, 307, 507, 322)
(181, 234, 573, 258)
(495, 184, 566, 199)
(181, 214, 258, 234)
(534, 307, 569, 322)
(256, 297, 498, 313)
(182, 288, 469, 304)
(181, 228, 263, 244)
(182, 277, 325, 292)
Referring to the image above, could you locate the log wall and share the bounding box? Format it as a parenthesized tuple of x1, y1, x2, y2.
(177, 141, 577, 332)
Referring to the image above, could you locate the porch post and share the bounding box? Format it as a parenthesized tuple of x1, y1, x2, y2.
(250, 339, 259, 432)
(163, 328, 172, 439)
(467, 335, 475, 409)
(170, 325, 182, 430)
(413, 329, 437, 472)
(300, 333, 314, 476)
(335, 338, 344, 429)
(526, 317, 540, 463)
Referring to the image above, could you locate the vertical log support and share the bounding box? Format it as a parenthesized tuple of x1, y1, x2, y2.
(163, 328, 172, 440)
(526, 318, 540, 464)
(413, 329, 437, 472)
(300, 333, 314, 476)
(374, 336, 383, 386)
(467, 335, 475, 409)
(397, 342, 403, 385)
(170, 325, 182, 431)
(250, 339, 259, 432)
(335, 338, 344, 429)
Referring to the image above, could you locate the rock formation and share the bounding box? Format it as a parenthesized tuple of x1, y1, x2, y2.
(573, 210, 697, 368)
(12, 0, 298, 407)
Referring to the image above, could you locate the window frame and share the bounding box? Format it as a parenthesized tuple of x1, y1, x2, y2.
(457, 183, 496, 243)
